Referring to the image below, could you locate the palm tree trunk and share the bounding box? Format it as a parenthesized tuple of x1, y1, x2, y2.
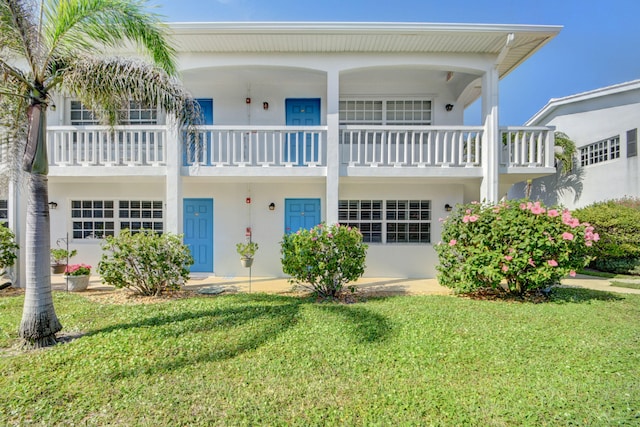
(19, 104, 61, 348)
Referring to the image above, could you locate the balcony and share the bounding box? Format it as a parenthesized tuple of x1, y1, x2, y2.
(45, 125, 554, 178)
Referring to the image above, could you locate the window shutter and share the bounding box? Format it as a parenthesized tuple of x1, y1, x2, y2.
(627, 129, 637, 158)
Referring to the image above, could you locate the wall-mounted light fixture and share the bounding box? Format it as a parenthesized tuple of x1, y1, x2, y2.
(245, 97, 251, 104)
(268, 202, 276, 211)
(444, 204, 453, 212)
(48, 201, 58, 210)
(445, 104, 454, 112)
(263, 102, 269, 110)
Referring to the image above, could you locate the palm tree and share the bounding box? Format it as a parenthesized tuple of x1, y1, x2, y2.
(0, 0, 199, 348)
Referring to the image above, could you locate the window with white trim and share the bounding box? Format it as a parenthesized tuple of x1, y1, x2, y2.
(339, 199, 431, 243)
(70, 100, 157, 125)
(0, 200, 8, 225)
(71, 199, 164, 239)
(580, 136, 620, 166)
(339, 99, 432, 125)
(119, 200, 164, 234)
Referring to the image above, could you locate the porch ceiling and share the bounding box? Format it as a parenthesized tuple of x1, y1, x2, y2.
(168, 22, 561, 79)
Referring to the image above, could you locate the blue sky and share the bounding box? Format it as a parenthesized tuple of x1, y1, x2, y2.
(152, 0, 640, 125)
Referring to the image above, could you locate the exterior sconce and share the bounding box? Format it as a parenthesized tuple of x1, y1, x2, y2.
(445, 104, 454, 112)
(263, 102, 269, 110)
(48, 201, 58, 210)
(444, 204, 453, 212)
(245, 97, 251, 104)
(268, 202, 276, 211)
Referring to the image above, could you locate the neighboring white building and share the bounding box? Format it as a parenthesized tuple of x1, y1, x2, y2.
(6, 22, 562, 282)
(510, 79, 640, 209)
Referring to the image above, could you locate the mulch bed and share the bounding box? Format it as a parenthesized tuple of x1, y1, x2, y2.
(459, 287, 550, 303)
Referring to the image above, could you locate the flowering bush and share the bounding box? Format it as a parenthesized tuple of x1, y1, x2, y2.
(281, 223, 367, 299)
(98, 230, 193, 296)
(64, 264, 91, 276)
(436, 199, 599, 294)
(0, 226, 18, 270)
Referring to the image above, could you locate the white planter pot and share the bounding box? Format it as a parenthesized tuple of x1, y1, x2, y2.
(240, 257, 254, 268)
(66, 275, 90, 292)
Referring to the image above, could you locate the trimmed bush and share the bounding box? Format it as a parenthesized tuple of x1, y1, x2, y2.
(436, 199, 598, 294)
(98, 230, 193, 296)
(281, 223, 367, 299)
(574, 198, 640, 274)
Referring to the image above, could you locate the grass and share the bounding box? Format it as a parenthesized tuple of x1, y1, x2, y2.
(610, 281, 640, 290)
(1, 289, 639, 426)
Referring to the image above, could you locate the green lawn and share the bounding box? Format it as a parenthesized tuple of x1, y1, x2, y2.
(1, 289, 639, 426)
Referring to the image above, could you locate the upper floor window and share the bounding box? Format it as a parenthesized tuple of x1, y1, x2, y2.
(338, 199, 431, 244)
(580, 136, 620, 167)
(339, 99, 432, 125)
(71, 199, 163, 239)
(70, 101, 157, 125)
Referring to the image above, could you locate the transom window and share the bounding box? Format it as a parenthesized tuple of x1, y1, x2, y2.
(71, 200, 163, 239)
(580, 136, 620, 166)
(70, 101, 157, 125)
(339, 99, 432, 125)
(339, 199, 431, 243)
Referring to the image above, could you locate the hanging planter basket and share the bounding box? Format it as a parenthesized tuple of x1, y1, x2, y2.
(240, 257, 254, 268)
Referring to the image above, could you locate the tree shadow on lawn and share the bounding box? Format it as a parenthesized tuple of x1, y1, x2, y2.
(88, 293, 392, 378)
(550, 287, 625, 304)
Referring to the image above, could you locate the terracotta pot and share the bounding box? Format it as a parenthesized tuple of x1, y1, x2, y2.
(51, 264, 67, 274)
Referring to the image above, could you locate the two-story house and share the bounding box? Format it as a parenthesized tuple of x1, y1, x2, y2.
(5, 22, 561, 282)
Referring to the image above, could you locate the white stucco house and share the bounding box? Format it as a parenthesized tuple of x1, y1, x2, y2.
(509, 79, 640, 209)
(4, 22, 563, 283)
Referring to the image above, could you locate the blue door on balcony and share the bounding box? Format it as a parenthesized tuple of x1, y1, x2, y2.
(285, 98, 320, 165)
(184, 98, 213, 166)
(183, 198, 214, 272)
(285, 198, 321, 234)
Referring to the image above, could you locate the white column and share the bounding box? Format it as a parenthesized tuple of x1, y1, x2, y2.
(325, 68, 340, 224)
(165, 123, 183, 235)
(480, 67, 500, 203)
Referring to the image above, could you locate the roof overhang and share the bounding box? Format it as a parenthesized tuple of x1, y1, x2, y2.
(168, 22, 561, 77)
(527, 79, 640, 125)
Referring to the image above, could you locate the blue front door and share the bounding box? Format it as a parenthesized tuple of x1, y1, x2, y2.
(184, 98, 213, 165)
(183, 198, 214, 272)
(285, 198, 321, 234)
(285, 98, 320, 165)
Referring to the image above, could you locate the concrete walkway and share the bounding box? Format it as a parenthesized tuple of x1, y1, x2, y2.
(51, 273, 640, 295)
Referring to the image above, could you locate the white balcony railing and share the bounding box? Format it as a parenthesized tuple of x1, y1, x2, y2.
(48, 126, 166, 166)
(500, 127, 555, 168)
(184, 126, 327, 167)
(340, 126, 484, 168)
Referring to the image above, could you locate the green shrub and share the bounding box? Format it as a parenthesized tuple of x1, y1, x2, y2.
(436, 200, 598, 294)
(98, 230, 193, 296)
(0, 226, 18, 270)
(573, 198, 640, 273)
(281, 223, 367, 299)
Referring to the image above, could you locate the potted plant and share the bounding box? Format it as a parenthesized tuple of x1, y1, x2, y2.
(236, 241, 259, 268)
(64, 263, 92, 292)
(51, 248, 77, 274)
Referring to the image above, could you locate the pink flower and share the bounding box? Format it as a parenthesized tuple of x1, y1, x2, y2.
(449, 239, 457, 246)
(327, 233, 333, 238)
(466, 209, 472, 214)
(502, 265, 509, 272)
(468, 215, 479, 223)
(585, 241, 593, 247)
(547, 260, 558, 267)
(462, 215, 470, 223)
(528, 258, 536, 267)
(504, 255, 513, 261)
(562, 232, 574, 241)
(547, 209, 559, 217)
(569, 270, 577, 277)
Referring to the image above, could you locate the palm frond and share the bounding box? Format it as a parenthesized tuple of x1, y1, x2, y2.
(0, 0, 42, 80)
(554, 131, 577, 175)
(60, 56, 200, 130)
(44, 0, 176, 75)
